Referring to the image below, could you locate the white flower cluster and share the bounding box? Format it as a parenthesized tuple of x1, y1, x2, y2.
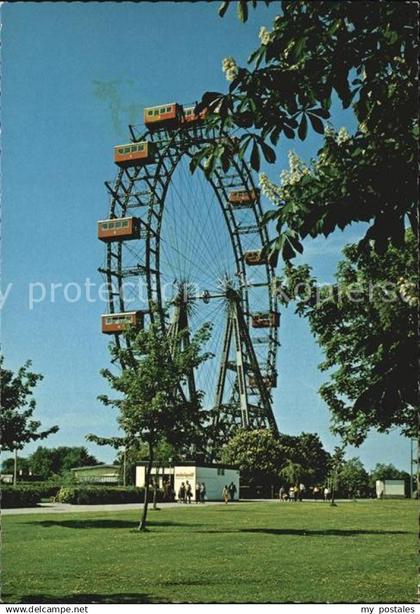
(259, 151, 311, 204)
(279, 151, 310, 186)
(259, 173, 283, 204)
(259, 26, 271, 46)
(397, 277, 418, 307)
(222, 57, 239, 82)
(336, 127, 350, 145)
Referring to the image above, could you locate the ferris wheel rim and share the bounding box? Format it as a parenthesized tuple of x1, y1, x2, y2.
(103, 120, 279, 432)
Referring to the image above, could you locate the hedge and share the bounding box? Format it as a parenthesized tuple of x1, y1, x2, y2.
(17, 482, 62, 500)
(57, 486, 164, 505)
(1, 485, 43, 508)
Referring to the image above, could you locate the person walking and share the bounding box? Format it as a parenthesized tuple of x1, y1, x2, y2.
(228, 481, 237, 502)
(178, 482, 185, 503)
(288, 486, 294, 502)
(200, 482, 206, 503)
(195, 482, 201, 504)
(185, 480, 192, 504)
(222, 484, 229, 504)
(279, 486, 285, 502)
(299, 483, 305, 502)
(324, 486, 330, 502)
(293, 485, 299, 503)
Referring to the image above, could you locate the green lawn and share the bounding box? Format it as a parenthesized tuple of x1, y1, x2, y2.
(2, 500, 417, 603)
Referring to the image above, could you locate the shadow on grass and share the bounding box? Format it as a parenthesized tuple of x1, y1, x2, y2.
(197, 528, 410, 537)
(11, 593, 163, 604)
(24, 519, 202, 530)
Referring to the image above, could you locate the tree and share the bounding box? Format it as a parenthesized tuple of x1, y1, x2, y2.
(278, 432, 331, 485)
(29, 446, 99, 480)
(1, 456, 30, 477)
(195, 1, 417, 257)
(278, 231, 417, 445)
(94, 320, 212, 531)
(369, 462, 411, 496)
(338, 457, 369, 498)
(0, 357, 59, 453)
(221, 429, 330, 491)
(221, 429, 286, 491)
(327, 445, 346, 505)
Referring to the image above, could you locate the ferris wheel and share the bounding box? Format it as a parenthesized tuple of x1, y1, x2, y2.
(98, 102, 280, 451)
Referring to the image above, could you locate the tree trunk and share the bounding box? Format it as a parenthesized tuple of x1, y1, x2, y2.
(138, 442, 154, 531)
(152, 475, 159, 510)
(330, 473, 337, 506)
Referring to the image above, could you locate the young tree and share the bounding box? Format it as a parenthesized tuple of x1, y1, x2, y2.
(95, 321, 212, 531)
(327, 446, 346, 506)
(0, 357, 59, 454)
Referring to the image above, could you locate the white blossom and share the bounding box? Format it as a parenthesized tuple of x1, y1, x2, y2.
(397, 277, 418, 306)
(222, 57, 238, 82)
(259, 173, 283, 204)
(337, 127, 350, 145)
(258, 26, 271, 46)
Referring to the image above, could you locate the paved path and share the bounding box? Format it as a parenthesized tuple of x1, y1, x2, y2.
(2, 500, 239, 516)
(2, 498, 365, 516)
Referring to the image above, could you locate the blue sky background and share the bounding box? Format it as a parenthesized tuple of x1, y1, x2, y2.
(1, 2, 411, 471)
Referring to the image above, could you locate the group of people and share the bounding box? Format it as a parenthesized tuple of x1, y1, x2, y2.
(222, 482, 237, 504)
(177, 480, 206, 503)
(279, 484, 305, 502)
(278, 484, 333, 502)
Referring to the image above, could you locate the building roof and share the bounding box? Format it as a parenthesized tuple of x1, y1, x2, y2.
(135, 461, 239, 470)
(70, 464, 119, 472)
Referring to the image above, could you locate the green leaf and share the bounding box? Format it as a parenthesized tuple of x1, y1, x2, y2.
(237, 0, 248, 22)
(283, 125, 295, 139)
(298, 113, 308, 141)
(308, 113, 325, 135)
(309, 108, 330, 119)
(260, 141, 276, 163)
(218, 1, 230, 18)
(250, 141, 260, 172)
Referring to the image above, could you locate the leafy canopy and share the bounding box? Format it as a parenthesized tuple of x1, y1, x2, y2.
(221, 429, 331, 486)
(90, 320, 212, 457)
(278, 231, 417, 444)
(196, 1, 417, 258)
(0, 357, 59, 452)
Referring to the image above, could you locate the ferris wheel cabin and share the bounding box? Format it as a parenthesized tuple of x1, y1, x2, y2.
(251, 312, 280, 328)
(248, 373, 277, 389)
(98, 217, 142, 242)
(182, 105, 208, 125)
(244, 249, 278, 267)
(229, 188, 260, 206)
(101, 311, 144, 334)
(114, 141, 156, 168)
(144, 103, 181, 130)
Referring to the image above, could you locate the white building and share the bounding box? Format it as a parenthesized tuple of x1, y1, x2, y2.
(375, 479, 405, 498)
(135, 461, 240, 501)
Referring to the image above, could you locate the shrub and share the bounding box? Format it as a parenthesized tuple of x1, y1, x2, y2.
(56, 486, 162, 505)
(17, 482, 61, 500)
(1, 485, 43, 508)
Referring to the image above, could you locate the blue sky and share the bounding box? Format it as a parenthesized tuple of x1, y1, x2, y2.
(2, 2, 411, 472)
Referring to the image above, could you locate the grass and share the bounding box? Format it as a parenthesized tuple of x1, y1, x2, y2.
(2, 500, 417, 603)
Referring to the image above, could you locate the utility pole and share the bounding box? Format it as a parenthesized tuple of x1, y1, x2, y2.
(410, 439, 413, 499)
(13, 448, 18, 486)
